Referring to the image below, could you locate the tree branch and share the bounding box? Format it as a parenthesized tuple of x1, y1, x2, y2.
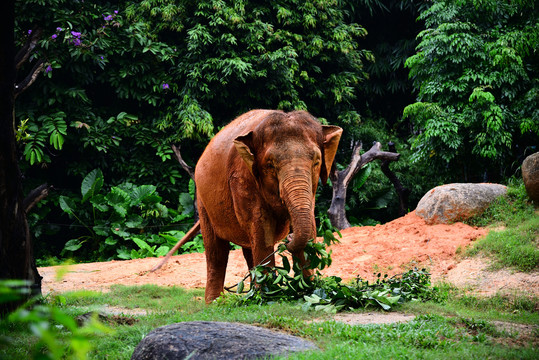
(15, 29, 42, 70)
(171, 144, 195, 181)
(339, 141, 400, 186)
(23, 183, 52, 213)
(14, 59, 44, 99)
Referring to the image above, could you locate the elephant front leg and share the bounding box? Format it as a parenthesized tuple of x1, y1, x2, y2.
(204, 237, 230, 303)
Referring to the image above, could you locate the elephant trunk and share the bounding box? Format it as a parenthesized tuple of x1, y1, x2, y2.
(279, 167, 316, 254)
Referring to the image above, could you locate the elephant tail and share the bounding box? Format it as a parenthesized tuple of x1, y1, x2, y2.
(149, 220, 201, 273)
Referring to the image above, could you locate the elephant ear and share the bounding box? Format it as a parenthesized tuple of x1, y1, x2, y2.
(233, 131, 256, 177)
(320, 125, 343, 184)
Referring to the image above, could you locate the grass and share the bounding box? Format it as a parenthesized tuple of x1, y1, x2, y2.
(1, 283, 538, 360)
(465, 180, 539, 272)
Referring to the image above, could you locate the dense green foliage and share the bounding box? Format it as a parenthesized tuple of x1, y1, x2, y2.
(404, 0, 539, 180)
(11, 0, 539, 261)
(14, 0, 375, 259)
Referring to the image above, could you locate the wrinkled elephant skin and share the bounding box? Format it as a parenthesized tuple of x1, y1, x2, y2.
(195, 110, 342, 303)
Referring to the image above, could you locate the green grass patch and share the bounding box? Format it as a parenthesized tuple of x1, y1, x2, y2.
(2, 284, 538, 360)
(466, 180, 539, 271)
(467, 180, 536, 228)
(467, 216, 539, 271)
(402, 282, 539, 324)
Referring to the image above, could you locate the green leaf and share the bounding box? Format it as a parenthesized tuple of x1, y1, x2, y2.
(282, 256, 291, 272)
(81, 169, 104, 203)
(155, 245, 169, 257)
(130, 185, 157, 206)
(59, 196, 76, 215)
(104, 237, 117, 246)
(117, 248, 131, 260)
(132, 237, 151, 251)
(93, 223, 110, 237)
(63, 239, 82, 252)
(125, 215, 143, 228)
(90, 194, 109, 212)
(179, 192, 194, 215)
(353, 163, 372, 191)
(237, 280, 245, 294)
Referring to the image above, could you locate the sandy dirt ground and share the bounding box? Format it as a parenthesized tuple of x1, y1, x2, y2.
(39, 211, 539, 298)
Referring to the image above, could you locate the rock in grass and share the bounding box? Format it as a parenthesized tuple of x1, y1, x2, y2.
(522, 152, 539, 202)
(416, 183, 507, 225)
(131, 321, 318, 360)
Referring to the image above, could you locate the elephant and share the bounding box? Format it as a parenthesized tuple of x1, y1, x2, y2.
(152, 109, 342, 304)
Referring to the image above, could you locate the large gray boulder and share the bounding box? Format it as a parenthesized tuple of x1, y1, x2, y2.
(522, 152, 539, 202)
(416, 183, 507, 225)
(131, 321, 318, 360)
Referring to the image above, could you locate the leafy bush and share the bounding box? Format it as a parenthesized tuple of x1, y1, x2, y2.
(58, 169, 198, 261)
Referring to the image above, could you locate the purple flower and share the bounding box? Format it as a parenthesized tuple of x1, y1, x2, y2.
(56, 27, 63, 32)
(45, 65, 52, 73)
(71, 31, 81, 38)
(72, 38, 82, 46)
(103, 14, 113, 21)
(114, 10, 118, 14)
(162, 83, 170, 90)
(28, 29, 32, 35)
(51, 34, 57, 40)
(100, 56, 104, 60)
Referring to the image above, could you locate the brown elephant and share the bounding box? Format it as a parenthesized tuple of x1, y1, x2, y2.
(152, 109, 342, 303)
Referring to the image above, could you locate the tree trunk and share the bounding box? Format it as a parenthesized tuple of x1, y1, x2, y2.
(328, 142, 400, 230)
(380, 142, 410, 217)
(0, 0, 42, 315)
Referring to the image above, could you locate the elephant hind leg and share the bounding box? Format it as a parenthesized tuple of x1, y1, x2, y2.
(199, 206, 230, 304)
(204, 237, 230, 304)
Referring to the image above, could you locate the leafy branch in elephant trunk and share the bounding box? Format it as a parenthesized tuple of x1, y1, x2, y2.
(229, 218, 438, 312)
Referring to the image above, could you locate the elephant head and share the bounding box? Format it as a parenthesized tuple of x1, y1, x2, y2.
(233, 111, 342, 257)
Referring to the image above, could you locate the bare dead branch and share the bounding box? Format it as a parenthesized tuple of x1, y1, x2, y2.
(328, 141, 401, 230)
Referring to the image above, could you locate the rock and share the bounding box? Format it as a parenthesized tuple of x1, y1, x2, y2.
(131, 321, 318, 360)
(522, 152, 539, 202)
(416, 183, 507, 225)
